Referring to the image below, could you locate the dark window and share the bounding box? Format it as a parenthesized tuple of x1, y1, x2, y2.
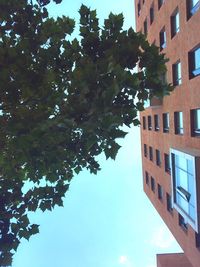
(189, 45, 200, 78)
(171, 8, 180, 38)
(149, 146, 153, 161)
(164, 153, 171, 173)
(145, 171, 149, 185)
(156, 149, 161, 166)
(172, 61, 182, 85)
(138, 1, 141, 16)
(148, 116, 152, 130)
(178, 213, 188, 231)
(154, 114, 159, 131)
(151, 177, 155, 192)
(158, 0, 164, 9)
(144, 18, 147, 35)
(191, 108, 200, 136)
(163, 113, 169, 133)
(187, 0, 200, 18)
(174, 111, 184, 134)
(158, 184, 163, 200)
(166, 193, 173, 212)
(150, 5, 154, 24)
(143, 116, 146, 130)
(144, 144, 148, 157)
(159, 27, 166, 50)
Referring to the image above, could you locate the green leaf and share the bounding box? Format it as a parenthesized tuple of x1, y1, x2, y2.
(104, 142, 121, 160)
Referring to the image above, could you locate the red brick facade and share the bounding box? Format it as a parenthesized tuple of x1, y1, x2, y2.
(135, 1, 200, 267)
(157, 253, 192, 267)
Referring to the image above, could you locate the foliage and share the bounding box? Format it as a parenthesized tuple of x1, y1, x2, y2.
(0, 0, 173, 265)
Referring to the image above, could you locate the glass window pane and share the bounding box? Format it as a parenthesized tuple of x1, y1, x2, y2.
(176, 192, 189, 213)
(175, 154, 187, 170)
(175, 167, 188, 189)
(196, 109, 200, 129)
(195, 47, 200, 70)
(176, 12, 180, 31)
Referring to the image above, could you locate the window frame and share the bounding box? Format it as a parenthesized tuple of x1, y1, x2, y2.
(187, 0, 200, 18)
(164, 153, 171, 173)
(154, 114, 160, 131)
(158, 184, 163, 200)
(172, 61, 182, 86)
(163, 113, 170, 133)
(170, 148, 199, 233)
(145, 171, 149, 185)
(149, 146, 153, 161)
(142, 116, 146, 130)
(144, 144, 148, 157)
(159, 27, 166, 51)
(143, 18, 148, 35)
(188, 45, 200, 79)
(148, 115, 152, 130)
(166, 193, 173, 213)
(158, 0, 164, 9)
(150, 4, 154, 24)
(174, 111, 184, 135)
(191, 108, 200, 136)
(137, 1, 141, 16)
(156, 149, 161, 166)
(151, 176, 156, 192)
(171, 8, 180, 38)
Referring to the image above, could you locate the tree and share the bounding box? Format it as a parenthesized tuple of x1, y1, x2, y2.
(0, 0, 173, 265)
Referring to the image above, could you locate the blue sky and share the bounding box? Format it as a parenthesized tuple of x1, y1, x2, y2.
(12, 1, 182, 267)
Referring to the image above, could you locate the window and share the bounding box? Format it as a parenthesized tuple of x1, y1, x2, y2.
(137, 1, 141, 16)
(144, 144, 148, 157)
(159, 27, 166, 50)
(187, 0, 200, 18)
(166, 193, 173, 212)
(172, 61, 182, 85)
(191, 108, 200, 136)
(179, 213, 188, 231)
(189, 45, 200, 78)
(171, 148, 199, 232)
(150, 5, 154, 24)
(149, 146, 153, 161)
(158, 184, 163, 200)
(163, 113, 169, 133)
(156, 149, 161, 166)
(154, 114, 159, 131)
(148, 116, 152, 130)
(144, 18, 147, 35)
(174, 111, 184, 135)
(151, 177, 155, 192)
(142, 116, 146, 130)
(158, 0, 164, 9)
(171, 8, 180, 38)
(164, 153, 171, 173)
(145, 171, 149, 185)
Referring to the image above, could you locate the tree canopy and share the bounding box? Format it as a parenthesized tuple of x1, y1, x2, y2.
(0, 0, 173, 265)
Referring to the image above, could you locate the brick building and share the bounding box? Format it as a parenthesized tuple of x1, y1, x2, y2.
(134, 1, 200, 267)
